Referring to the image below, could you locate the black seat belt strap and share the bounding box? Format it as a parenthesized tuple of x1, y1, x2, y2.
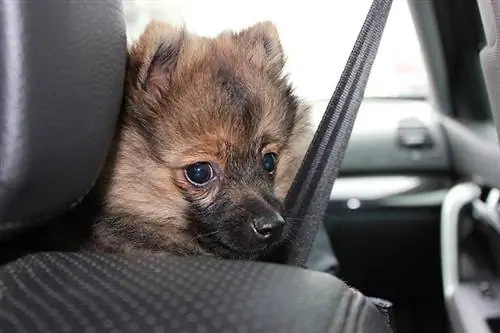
(273, 0, 394, 267)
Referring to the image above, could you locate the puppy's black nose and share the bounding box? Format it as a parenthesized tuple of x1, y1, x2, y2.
(251, 212, 285, 241)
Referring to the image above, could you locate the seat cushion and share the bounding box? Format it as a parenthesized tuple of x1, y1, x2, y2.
(0, 253, 392, 333)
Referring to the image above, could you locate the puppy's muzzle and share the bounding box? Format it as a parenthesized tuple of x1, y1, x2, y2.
(251, 211, 285, 243)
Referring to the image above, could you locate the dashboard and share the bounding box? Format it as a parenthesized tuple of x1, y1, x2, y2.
(310, 98, 451, 173)
(313, 98, 453, 308)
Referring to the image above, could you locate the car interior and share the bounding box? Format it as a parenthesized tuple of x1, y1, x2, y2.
(0, 0, 500, 332)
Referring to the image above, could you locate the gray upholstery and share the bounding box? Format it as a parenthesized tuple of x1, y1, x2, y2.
(0, 0, 127, 237)
(0, 1, 393, 332)
(0, 253, 390, 333)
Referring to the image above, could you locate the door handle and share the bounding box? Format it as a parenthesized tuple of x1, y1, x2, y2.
(441, 182, 481, 298)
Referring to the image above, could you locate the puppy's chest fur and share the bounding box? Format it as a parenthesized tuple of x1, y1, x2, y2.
(16, 21, 313, 259)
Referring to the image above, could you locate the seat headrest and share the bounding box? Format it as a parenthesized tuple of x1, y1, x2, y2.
(0, 0, 127, 238)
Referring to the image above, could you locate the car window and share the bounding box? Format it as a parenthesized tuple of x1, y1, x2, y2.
(123, 0, 429, 103)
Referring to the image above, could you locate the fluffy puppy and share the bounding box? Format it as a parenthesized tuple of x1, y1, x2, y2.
(85, 21, 312, 260)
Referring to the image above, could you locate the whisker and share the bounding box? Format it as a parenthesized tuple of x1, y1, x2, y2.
(192, 230, 221, 240)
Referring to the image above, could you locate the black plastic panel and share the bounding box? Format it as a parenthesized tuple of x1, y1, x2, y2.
(324, 175, 451, 303)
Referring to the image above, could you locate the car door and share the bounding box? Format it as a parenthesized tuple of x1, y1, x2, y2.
(410, 0, 500, 332)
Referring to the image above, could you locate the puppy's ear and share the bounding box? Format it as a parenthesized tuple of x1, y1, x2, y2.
(232, 21, 285, 77)
(128, 21, 185, 98)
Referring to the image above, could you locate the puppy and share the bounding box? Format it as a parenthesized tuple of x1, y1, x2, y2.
(83, 21, 313, 260)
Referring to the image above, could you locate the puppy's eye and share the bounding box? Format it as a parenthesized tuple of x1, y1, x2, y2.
(184, 162, 214, 186)
(261, 153, 277, 174)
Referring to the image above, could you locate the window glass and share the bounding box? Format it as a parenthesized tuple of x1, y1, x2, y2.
(123, 0, 429, 103)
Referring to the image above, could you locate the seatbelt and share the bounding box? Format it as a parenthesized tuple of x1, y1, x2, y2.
(265, 0, 393, 266)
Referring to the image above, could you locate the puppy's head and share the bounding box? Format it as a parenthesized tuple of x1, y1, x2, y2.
(102, 21, 312, 258)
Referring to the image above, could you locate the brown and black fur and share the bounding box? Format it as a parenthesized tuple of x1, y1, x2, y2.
(77, 21, 313, 260)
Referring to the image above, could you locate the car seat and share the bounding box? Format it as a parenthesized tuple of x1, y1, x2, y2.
(0, 1, 393, 332)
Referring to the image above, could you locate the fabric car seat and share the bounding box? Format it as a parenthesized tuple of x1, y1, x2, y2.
(0, 1, 394, 332)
